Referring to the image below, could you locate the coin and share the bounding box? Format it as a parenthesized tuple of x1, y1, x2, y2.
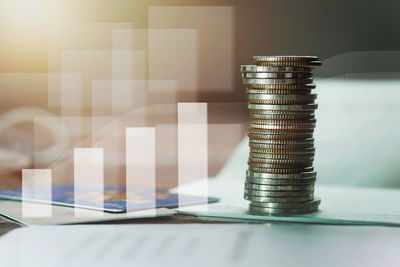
(247, 93, 316, 101)
(255, 61, 322, 67)
(250, 84, 315, 90)
(250, 123, 316, 130)
(248, 132, 314, 140)
(250, 147, 315, 154)
(248, 142, 314, 150)
(250, 197, 321, 209)
(248, 103, 318, 111)
(242, 72, 312, 79)
(244, 188, 313, 197)
(244, 194, 314, 203)
(247, 94, 316, 105)
(248, 202, 319, 215)
(251, 119, 317, 126)
(246, 88, 312, 95)
(248, 166, 314, 174)
(252, 56, 319, 62)
(240, 65, 312, 73)
(248, 156, 313, 164)
(246, 170, 317, 179)
(246, 176, 316, 185)
(248, 161, 314, 169)
(249, 113, 315, 120)
(249, 138, 314, 145)
(243, 78, 313, 85)
(245, 182, 314, 191)
(249, 152, 314, 160)
(249, 108, 315, 114)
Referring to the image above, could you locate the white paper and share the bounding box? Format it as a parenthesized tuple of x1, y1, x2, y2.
(1, 224, 400, 267)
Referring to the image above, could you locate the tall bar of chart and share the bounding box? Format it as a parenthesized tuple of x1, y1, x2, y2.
(22, 169, 52, 218)
(74, 148, 104, 217)
(178, 103, 208, 210)
(126, 127, 156, 213)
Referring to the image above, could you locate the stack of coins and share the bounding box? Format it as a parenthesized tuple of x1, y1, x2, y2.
(241, 56, 322, 216)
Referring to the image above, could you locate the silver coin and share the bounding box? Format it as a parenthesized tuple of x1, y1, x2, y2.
(248, 202, 320, 215)
(248, 132, 314, 140)
(248, 103, 318, 111)
(250, 123, 316, 131)
(250, 147, 315, 154)
(249, 142, 315, 149)
(250, 84, 316, 90)
(252, 56, 319, 62)
(242, 72, 312, 79)
(248, 162, 314, 170)
(249, 119, 317, 126)
(240, 65, 312, 73)
(246, 170, 317, 179)
(250, 197, 321, 209)
(255, 61, 322, 67)
(248, 156, 314, 164)
(249, 113, 315, 120)
(244, 188, 314, 197)
(245, 182, 314, 191)
(247, 93, 317, 101)
(243, 78, 313, 85)
(248, 166, 314, 174)
(249, 152, 315, 161)
(250, 109, 315, 114)
(246, 176, 316, 185)
(244, 194, 314, 203)
(250, 119, 317, 125)
(246, 88, 313, 95)
(249, 138, 314, 145)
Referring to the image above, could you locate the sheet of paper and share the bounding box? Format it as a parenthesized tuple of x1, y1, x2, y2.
(173, 134, 400, 226)
(1, 224, 400, 267)
(0, 200, 175, 226)
(176, 178, 400, 226)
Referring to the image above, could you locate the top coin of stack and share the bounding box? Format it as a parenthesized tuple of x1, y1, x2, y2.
(241, 56, 322, 216)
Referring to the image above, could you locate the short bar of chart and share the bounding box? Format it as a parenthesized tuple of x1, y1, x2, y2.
(126, 127, 156, 213)
(178, 103, 208, 210)
(74, 148, 104, 216)
(22, 169, 52, 218)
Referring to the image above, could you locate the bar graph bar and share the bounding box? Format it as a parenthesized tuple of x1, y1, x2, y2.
(22, 169, 52, 218)
(126, 127, 156, 213)
(178, 103, 208, 210)
(74, 148, 104, 217)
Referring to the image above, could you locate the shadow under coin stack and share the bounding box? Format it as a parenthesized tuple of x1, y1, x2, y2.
(241, 56, 322, 216)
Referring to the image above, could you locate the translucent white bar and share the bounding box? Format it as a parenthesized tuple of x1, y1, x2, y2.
(149, 6, 234, 92)
(92, 80, 112, 117)
(74, 148, 104, 216)
(60, 73, 83, 117)
(112, 29, 148, 51)
(149, 29, 198, 98)
(91, 116, 125, 186)
(112, 50, 146, 80)
(112, 80, 147, 115)
(178, 103, 208, 210)
(126, 128, 156, 213)
(61, 50, 112, 115)
(33, 116, 70, 168)
(48, 23, 132, 108)
(22, 169, 52, 218)
(156, 124, 178, 188)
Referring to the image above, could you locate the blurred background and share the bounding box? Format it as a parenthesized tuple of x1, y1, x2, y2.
(0, 0, 399, 189)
